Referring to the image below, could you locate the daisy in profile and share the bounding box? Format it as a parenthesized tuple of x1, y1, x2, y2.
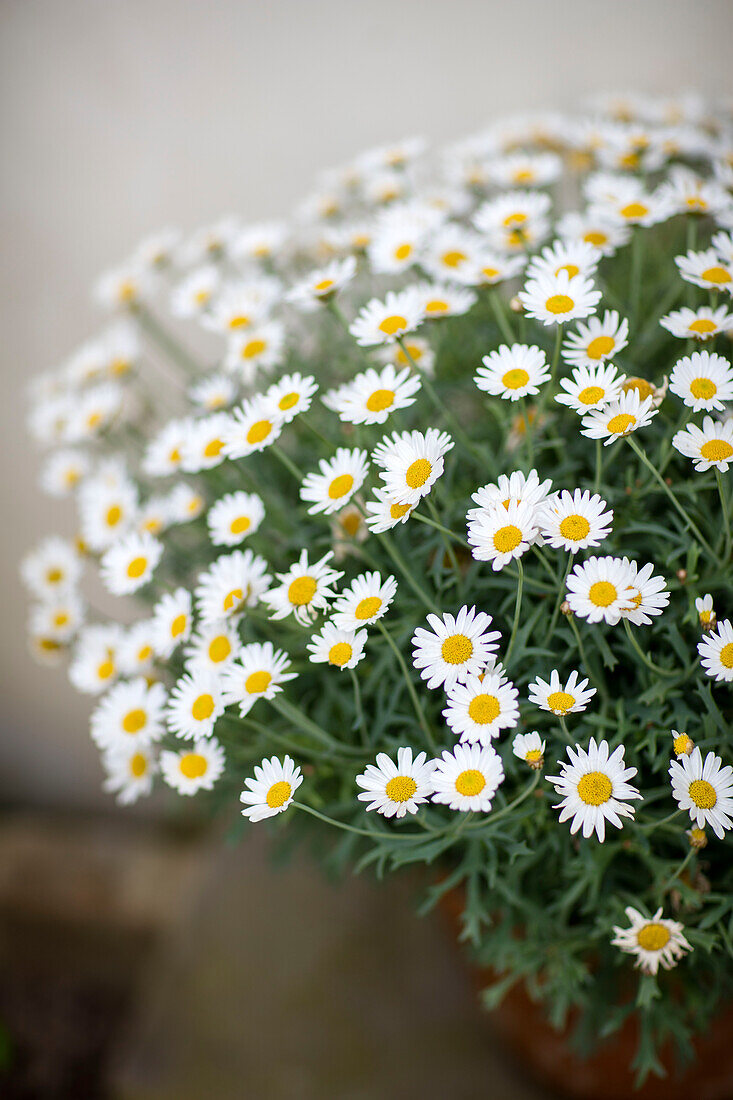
(467, 469, 553, 520)
(695, 593, 717, 632)
(322, 364, 421, 426)
(611, 907, 692, 975)
(660, 305, 733, 342)
(240, 755, 303, 822)
(518, 270, 601, 327)
(620, 559, 670, 626)
(669, 747, 733, 838)
(195, 549, 272, 623)
(102, 744, 158, 805)
(90, 678, 167, 751)
(263, 549, 343, 625)
(142, 418, 191, 478)
(528, 669, 596, 716)
(364, 488, 416, 532)
(443, 667, 520, 744)
(555, 362, 626, 414)
(161, 737, 225, 796)
(431, 744, 505, 813)
(221, 395, 284, 460)
(512, 732, 546, 770)
(220, 641, 297, 715)
(184, 620, 242, 673)
(207, 491, 265, 546)
(306, 622, 367, 670)
(475, 344, 551, 401)
(466, 499, 539, 570)
(538, 490, 613, 552)
(356, 747, 436, 818)
(381, 335, 435, 376)
(580, 389, 658, 446)
(167, 483, 205, 524)
(561, 310, 629, 368)
(349, 288, 424, 346)
(265, 373, 319, 422)
(669, 351, 733, 413)
(151, 588, 192, 657)
(566, 556, 636, 625)
(675, 248, 733, 292)
(99, 531, 163, 596)
(547, 738, 641, 841)
(330, 571, 397, 631)
(68, 623, 124, 694)
(462, 251, 527, 288)
(672, 416, 733, 472)
(300, 447, 369, 515)
(371, 428, 454, 507)
(698, 619, 733, 682)
(166, 669, 225, 740)
(286, 256, 356, 311)
(411, 606, 501, 690)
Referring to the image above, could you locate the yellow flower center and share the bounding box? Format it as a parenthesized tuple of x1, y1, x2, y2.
(355, 596, 382, 620)
(442, 249, 467, 268)
(122, 708, 147, 733)
(245, 670, 272, 694)
(204, 438, 224, 458)
(228, 314, 250, 329)
(328, 473, 355, 499)
(546, 690, 576, 714)
(455, 769, 486, 797)
(689, 778, 717, 809)
(405, 458, 432, 489)
(502, 368, 530, 390)
(169, 447, 181, 464)
(583, 231, 608, 247)
(578, 385, 605, 405)
(53, 612, 69, 627)
(689, 318, 717, 335)
(288, 576, 317, 606)
(385, 775, 418, 802)
(97, 659, 115, 681)
(340, 511, 362, 536)
(390, 502, 412, 519)
(230, 515, 251, 534)
(246, 419, 272, 445)
(130, 752, 148, 778)
(378, 314, 408, 336)
(242, 339, 267, 358)
(467, 694, 501, 724)
(493, 524, 523, 553)
(46, 567, 64, 584)
(481, 266, 500, 280)
(366, 388, 395, 412)
(700, 440, 733, 462)
(328, 642, 353, 667)
(502, 212, 527, 227)
(106, 504, 122, 527)
(170, 613, 187, 637)
(586, 335, 615, 359)
(441, 633, 474, 665)
(278, 392, 299, 410)
(425, 298, 449, 314)
(637, 923, 671, 951)
(673, 733, 693, 755)
(266, 780, 292, 808)
(559, 514, 591, 542)
(700, 266, 731, 285)
(619, 202, 648, 220)
(577, 771, 612, 805)
(179, 753, 208, 779)
(606, 413, 636, 435)
(690, 377, 717, 400)
(555, 263, 580, 279)
(191, 693, 215, 721)
(126, 556, 148, 579)
(589, 580, 617, 607)
(314, 278, 334, 293)
(394, 243, 412, 261)
(720, 643, 733, 669)
(525, 749, 543, 764)
(208, 636, 232, 663)
(545, 294, 574, 315)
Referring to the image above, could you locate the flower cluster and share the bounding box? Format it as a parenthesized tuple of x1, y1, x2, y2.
(21, 91, 733, 1083)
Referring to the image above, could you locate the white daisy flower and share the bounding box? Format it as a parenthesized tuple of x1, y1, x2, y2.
(695, 593, 717, 631)
(220, 641, 297, 716)
(367, 209, 433, 275)
(672, 415, 733, 472)
(263, 549, 343, 625)
(78, 474, 138, 551)
(330, 571, 398, 632)
(518, 271, 601, 327)
(29, 593, 86, 644)
(180, 216, 241, 265)
(21, 536, 83, 599)
(528, 669, 596, 716)
(512, 732, 546, 770)
(557, 211, 630, 257)
(65, 382, 126, 444)
(170, 265, 220, 318)
(233, 221, 288, 263)
(669, 747, 733, 838)
(580, 389, 658, 446)
(68, 624, 124, 694)
(412, 281, 476, 320)
(620, 559, 670, 626)
(166, 482, 205, 524)
(184, 620, 242, 674)
(381, 335, 436, 377)
(660, 305, 733, 342)
(411, 606, 501, 690)
(195, 549, 272, 624)
(363, 487, 417, 533)
(672, 730, 695, 758)
(561, 310, 629, 368)
(132, 226, 181, 271)
(102, 743, 158, 805)
(675, 248, 733, 293)
(240, 755, 303, 822)
(166, 669, 225, 740)
(443, 669, 520, 744)
(669, 351, 733, 413)
(136, 495, 173, 538)
(356, 747, 436, 818)
(466, 499, 539, 570)
(555, 361, 627, 414)
(459, 251, 527, 288)
(207, 491, 265, 546)
(180, 413, 232, 473)
(371, 428, 454, 507)
(300, 447, 369, 516)
(566, 555, 636, 625)
(525, 239, 601, 283)
(538, 489, 613, 552)
(151, 587, 193, 657)
(322, 364, 421, 426)
(264, 373, 319, 422)
(420, 223, 485, 283)
(431, 743, 505, 813)
(467, 469, 553, 520)
(349, 288, 424, 346)
(491, 152, 562, 190)
(94, 264, 154, 310)
(307, 622, 367, 670)
(161, 737, 225, 796)
(99, 531, 163, 596)
(698, 619, 733, 682)
(286, 256, 356, 312)
(201, 279, 277, 335)
(90, 678, 167, 751)
(221, 395, 284, 460)
(114, 630, 153, 685)
(474, 190, 551, 252)
(225, 321, 286, 380)
(611, 907, 692, 976)
(547, 738, 641, 841)
(39, 448, 91, 498)
(142, 418, 192, 478)
(475, 343, 551, 401)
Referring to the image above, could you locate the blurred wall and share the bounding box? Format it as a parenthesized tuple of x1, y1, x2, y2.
(1, 0, 732, 809)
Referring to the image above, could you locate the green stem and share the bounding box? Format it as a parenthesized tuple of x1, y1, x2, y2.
(375, 531, 437, 611)
(293, 801, 427, 841)
(558, 716, 575, 745)
(716, 469, 732, 563)
(270, 695, 363, 754)
(426, 497, 462, 581)
(413, 510, 469, 548)
(504, 559, 524, 666)
(134, 303, 202, 379)
(549, 552, 574, 639)
(271, 443, 305, 481)
(488, 288, 515, 344)
(466, 772, 540, 829)
(638, 808, 683, 833)
(520, 396, 534, 467)
(376, 619, 435, 750)
(622, 617, 677, 678)
(593, 438, 602, 495)
(348, 667, 369, 745)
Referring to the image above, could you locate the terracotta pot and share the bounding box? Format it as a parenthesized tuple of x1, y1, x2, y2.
(439, 889, 733, 1100)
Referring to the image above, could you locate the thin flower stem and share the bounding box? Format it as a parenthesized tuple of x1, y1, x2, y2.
(716, 469, 732, 562)
(520, 396, 534, 467)
(270, 695, 363, 755)
(534, 324, 563, 429)
(426, 496, 462, 580)
(375, 531, 437, 611)
(594, 438, 602, 495)
(413, 509, 469, 548)
(376, 619, 436, 751)
(504, 558, 524, 666)
(348, 667, 369, 746)
(271, 443, 305, 481)
(299, 414, 338, 449)
(532, 543, 558, 583)
(630, 226, 643, 323)
(622, 617, 677, 678)
(293, 801, 427, 841)
(134, 303, 202, 379)
(488, 288, 515, 344)
(558, 716, 575, 745)
(466, 772, 541, 830)
(568, 613, 593, 678)
(549, 552, 574, 639)
(638, 808, 684, 833)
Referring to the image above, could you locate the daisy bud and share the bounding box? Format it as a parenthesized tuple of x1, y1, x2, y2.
(560, 600, 572, 617)
(509, 295, 524, 313)
(687, 826, 708, 850)
(671, 730, 695, 757)
(676, 569, 688, 583)
(695, 593, 716, 632)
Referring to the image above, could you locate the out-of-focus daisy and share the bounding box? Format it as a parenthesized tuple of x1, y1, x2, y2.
(68, 624, 124, 695)
(412, 281, 476, 320)
(21, 536, 83, 600)
(166, 669, 225, 740)
(91, 678, 167, 751)
(566, 555, 636, 625)
(286, 256, 356, 311)
(372, 428, 454, 507)
(195, 549, 272, 624)
(233, 220, 288, 264)
(200, 278, 278, 334)
(166, 480, 204, 527)
(225, 321, 286, 380)
(547, 738, 641, 841)
(221, 395, 284, 460)
(466, 499, 539, 570)
(611, 907, 691, 976)
(431, 743, 505, 813)
(99, 531, 163, 596)
(151, 588, 192, 657)
(672, 416, 733, 472)
(695, 593, 716, 632)
(555, 362, 626, 414)
(443, 668, 519, 744)
(184, 620, 241, 673)
(698, 619, 733, 682)
(460, 251, 527, 288)
(306, 622, 367, 670)
(671, 730, 695, 758)
(170, 265, 220, 318)
(94, 264, 154, 310)
(528, 669, 596, 716)
(660, 305, 733, 342)
(161, 737, 225, 796)
(207, 491, 265, 546)
(512, 731, 546, 770)
(526, 239, 600, 283)
(29, 594, 85, 645)
(364, 487, 417, 532)
(300, 447, 369, 515)
(411, 606, 501, 690)
(142, 419, 191, 478)
(580, 389, 658, 445)
(349, 288, 424, 346)
(561, 310, 629, 368)
(323, 365, 421, 426)
(220, 641, 297, 715)
(675, 248, 733, 293)
(474, 190, 551, 252)
(669, 747, 733, 838)
(557, 211, 630, 257)
(669, 351, 733, 413)
(180, 413, 233, 473)
(420, 223, 484, 283)
(265, 373, 319, 422)
(102, 744, 158, 805)
(78, 473, 138, 551)
(381, 335, 436, 376)
(491, 152, 562, 189)
(39, 449, 91, 498)
(263, 549, 342, 625)
(475, 343, 550, 401)
(331, 571, 397, 632)
(356, 747, 435, 819)
(620, 559, 670, 626)
(518, 271, 601, 327)
(367, 208, 433, 275)
(132, 227, 181, 271)
(240, 755, 303, 822)
(117, 621, 156, 679)
(538, 490, 613, 552)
